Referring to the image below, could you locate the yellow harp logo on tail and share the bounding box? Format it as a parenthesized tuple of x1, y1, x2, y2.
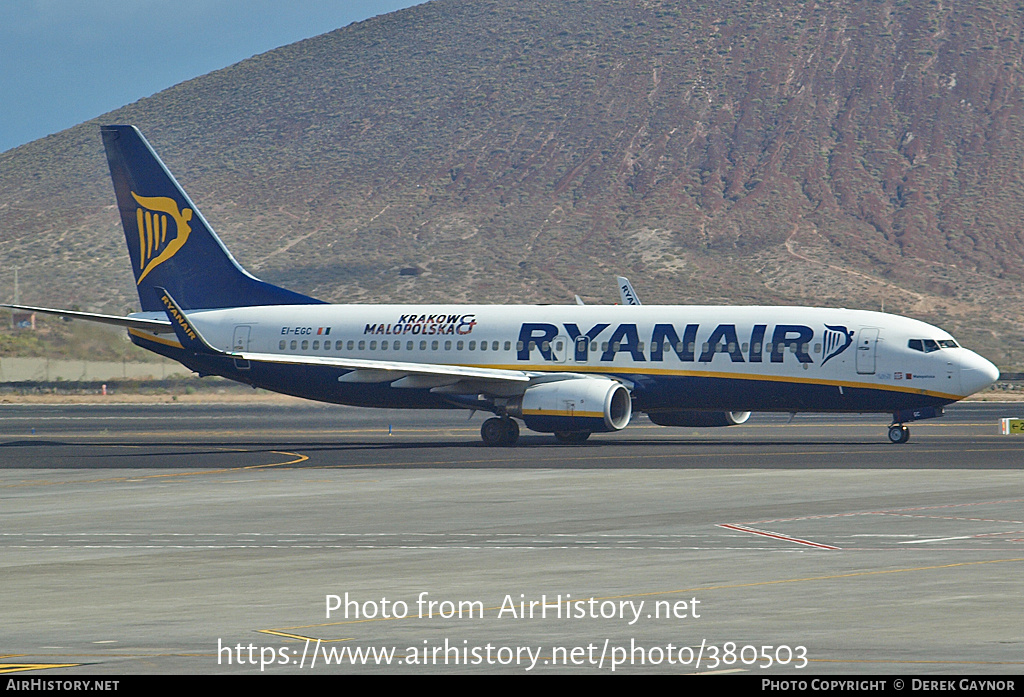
(131, 192, 193, 284)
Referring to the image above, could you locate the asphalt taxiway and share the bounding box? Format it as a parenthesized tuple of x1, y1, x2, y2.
(1, 401, 1022, 674)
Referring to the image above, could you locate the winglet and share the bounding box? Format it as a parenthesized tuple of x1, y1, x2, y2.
(616, 276, 642, 306)
(155, 287, 222, 355)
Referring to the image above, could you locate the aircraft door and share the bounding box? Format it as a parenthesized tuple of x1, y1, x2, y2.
(233, 325, 251, 370)
(855, 327, 878, 375)
(573, 335, 590, 363)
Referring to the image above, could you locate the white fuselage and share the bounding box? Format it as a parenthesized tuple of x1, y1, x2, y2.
(129, 303, 999, 415)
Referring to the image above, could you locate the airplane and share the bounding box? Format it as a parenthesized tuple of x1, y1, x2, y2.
(2, 125, 1001, 446)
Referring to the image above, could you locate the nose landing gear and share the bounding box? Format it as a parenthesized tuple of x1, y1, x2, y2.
(887, 423, 910, 444)
(886, 406, 943, 444)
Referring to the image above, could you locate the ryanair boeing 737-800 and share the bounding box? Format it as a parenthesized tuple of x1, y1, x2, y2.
(4, 126, 1000, 445)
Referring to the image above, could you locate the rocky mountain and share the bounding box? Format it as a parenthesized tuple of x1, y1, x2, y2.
(2, 0, 1023, 364)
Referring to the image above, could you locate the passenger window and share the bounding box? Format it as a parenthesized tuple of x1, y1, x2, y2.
(312, 340, 319, 350)
(469, 341, 477, 350)
(358, 341, 365, 350)
(301, 340, 308, 350)
(279, 340, 286, 350)
(445, 341, 452, 350)
(347, 341, 354, 350)
(457, 341, 464, 350)
(381, 341, 388, 351)
(432, 341, 439, 350)
(290, 340, 297, 350)
(370, 341, 377, 350)
(407, 341, 414, 351)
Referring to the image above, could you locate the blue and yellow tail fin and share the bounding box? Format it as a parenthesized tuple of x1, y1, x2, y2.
(101, 125, 324, 312)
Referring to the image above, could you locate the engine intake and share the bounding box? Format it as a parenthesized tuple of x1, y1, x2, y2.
(507, 378, 632, 433)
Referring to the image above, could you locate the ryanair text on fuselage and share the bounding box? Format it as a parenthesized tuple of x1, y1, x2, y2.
(516, 321, 851, 365)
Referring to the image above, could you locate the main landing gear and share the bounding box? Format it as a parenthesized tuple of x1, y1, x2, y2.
(481, 417, 519, 447)
(887, 423, 910, 444)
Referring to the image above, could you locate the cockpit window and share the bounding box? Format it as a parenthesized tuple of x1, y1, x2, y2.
(908, 338, 958, 353)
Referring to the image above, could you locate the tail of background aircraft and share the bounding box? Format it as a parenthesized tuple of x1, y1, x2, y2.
(101, 125, 323, 312)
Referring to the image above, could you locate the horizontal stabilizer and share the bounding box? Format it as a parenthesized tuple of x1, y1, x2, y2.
(1, 303, 172, 332)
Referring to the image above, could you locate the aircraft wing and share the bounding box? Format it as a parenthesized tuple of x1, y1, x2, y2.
(0, 303, 173, 332)
(232, 350, 532, 384)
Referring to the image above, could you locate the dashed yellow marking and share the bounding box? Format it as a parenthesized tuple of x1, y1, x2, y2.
(0, 450, 307, 489)
(257, 629, 354, 644)
(0, 663, 81, 674)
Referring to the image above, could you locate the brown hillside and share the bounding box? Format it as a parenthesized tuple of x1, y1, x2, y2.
(1, 0, 1023, 364)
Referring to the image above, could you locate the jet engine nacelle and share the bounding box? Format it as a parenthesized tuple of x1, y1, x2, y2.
(647, 410, 752, 427)
(508, 378, 632, 434)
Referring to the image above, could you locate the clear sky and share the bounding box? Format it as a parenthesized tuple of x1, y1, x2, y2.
(0, 0, 429, 153)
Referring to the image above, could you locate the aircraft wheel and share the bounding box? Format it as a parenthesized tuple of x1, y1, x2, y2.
(554, 431, 591, 444)
(887, 424, 910, 444)
(481, 417, 518, 446)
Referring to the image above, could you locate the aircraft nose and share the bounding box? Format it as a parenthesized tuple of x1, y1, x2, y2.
(959, 351, 1000, 396)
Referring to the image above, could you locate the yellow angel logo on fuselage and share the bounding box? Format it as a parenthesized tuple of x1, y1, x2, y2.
(131, 192, 193, 284)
